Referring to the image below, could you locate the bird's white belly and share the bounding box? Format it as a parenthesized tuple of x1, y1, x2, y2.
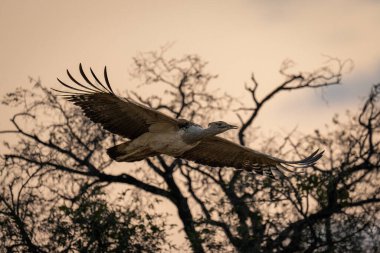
(148, 132, 198, 156)
(131, 131, 197, 156)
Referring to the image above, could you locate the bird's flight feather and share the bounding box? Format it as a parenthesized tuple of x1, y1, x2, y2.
(55, 64, 323, 178)
(180, 136, 323, 177)
(53, 64, 178, 139)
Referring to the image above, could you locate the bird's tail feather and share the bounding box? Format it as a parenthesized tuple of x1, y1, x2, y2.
(107, 142, 131, 161)
(107, 142, 157, 162)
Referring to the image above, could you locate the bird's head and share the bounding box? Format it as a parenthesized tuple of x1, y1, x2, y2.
(208, 121, 238, 134)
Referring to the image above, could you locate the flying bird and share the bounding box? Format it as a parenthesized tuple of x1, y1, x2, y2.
(54, 64, 323, 178)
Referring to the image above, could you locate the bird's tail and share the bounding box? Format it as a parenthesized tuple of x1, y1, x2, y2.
(107, 142, 131, 161)
(107, 141, 157, 162)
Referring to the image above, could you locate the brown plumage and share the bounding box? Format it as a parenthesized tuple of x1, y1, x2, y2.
(54, 64, 324, 178)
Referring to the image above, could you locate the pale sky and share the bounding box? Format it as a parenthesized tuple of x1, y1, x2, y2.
(1, 1, 380, 249)
(1, 0, 380, 133)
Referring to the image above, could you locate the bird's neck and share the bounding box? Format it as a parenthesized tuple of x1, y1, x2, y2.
(200, 127, 221, 138)
(182, 126, 220, 143)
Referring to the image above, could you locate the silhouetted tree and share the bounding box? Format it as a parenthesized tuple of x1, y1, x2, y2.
(1, 48, 378, 253)
(0, 80, 174, 252)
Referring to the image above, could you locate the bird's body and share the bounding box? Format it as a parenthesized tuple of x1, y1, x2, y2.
(54, 64, 324, 178)
(143, 129, 196, 156)
(110, 126, 201, 162)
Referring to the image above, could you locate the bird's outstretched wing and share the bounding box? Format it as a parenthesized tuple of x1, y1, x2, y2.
(180, 136, 323, 178)
(53, 64, 179, 139)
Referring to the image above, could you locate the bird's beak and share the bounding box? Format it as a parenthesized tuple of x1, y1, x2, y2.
(229, 124, 238, 129)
